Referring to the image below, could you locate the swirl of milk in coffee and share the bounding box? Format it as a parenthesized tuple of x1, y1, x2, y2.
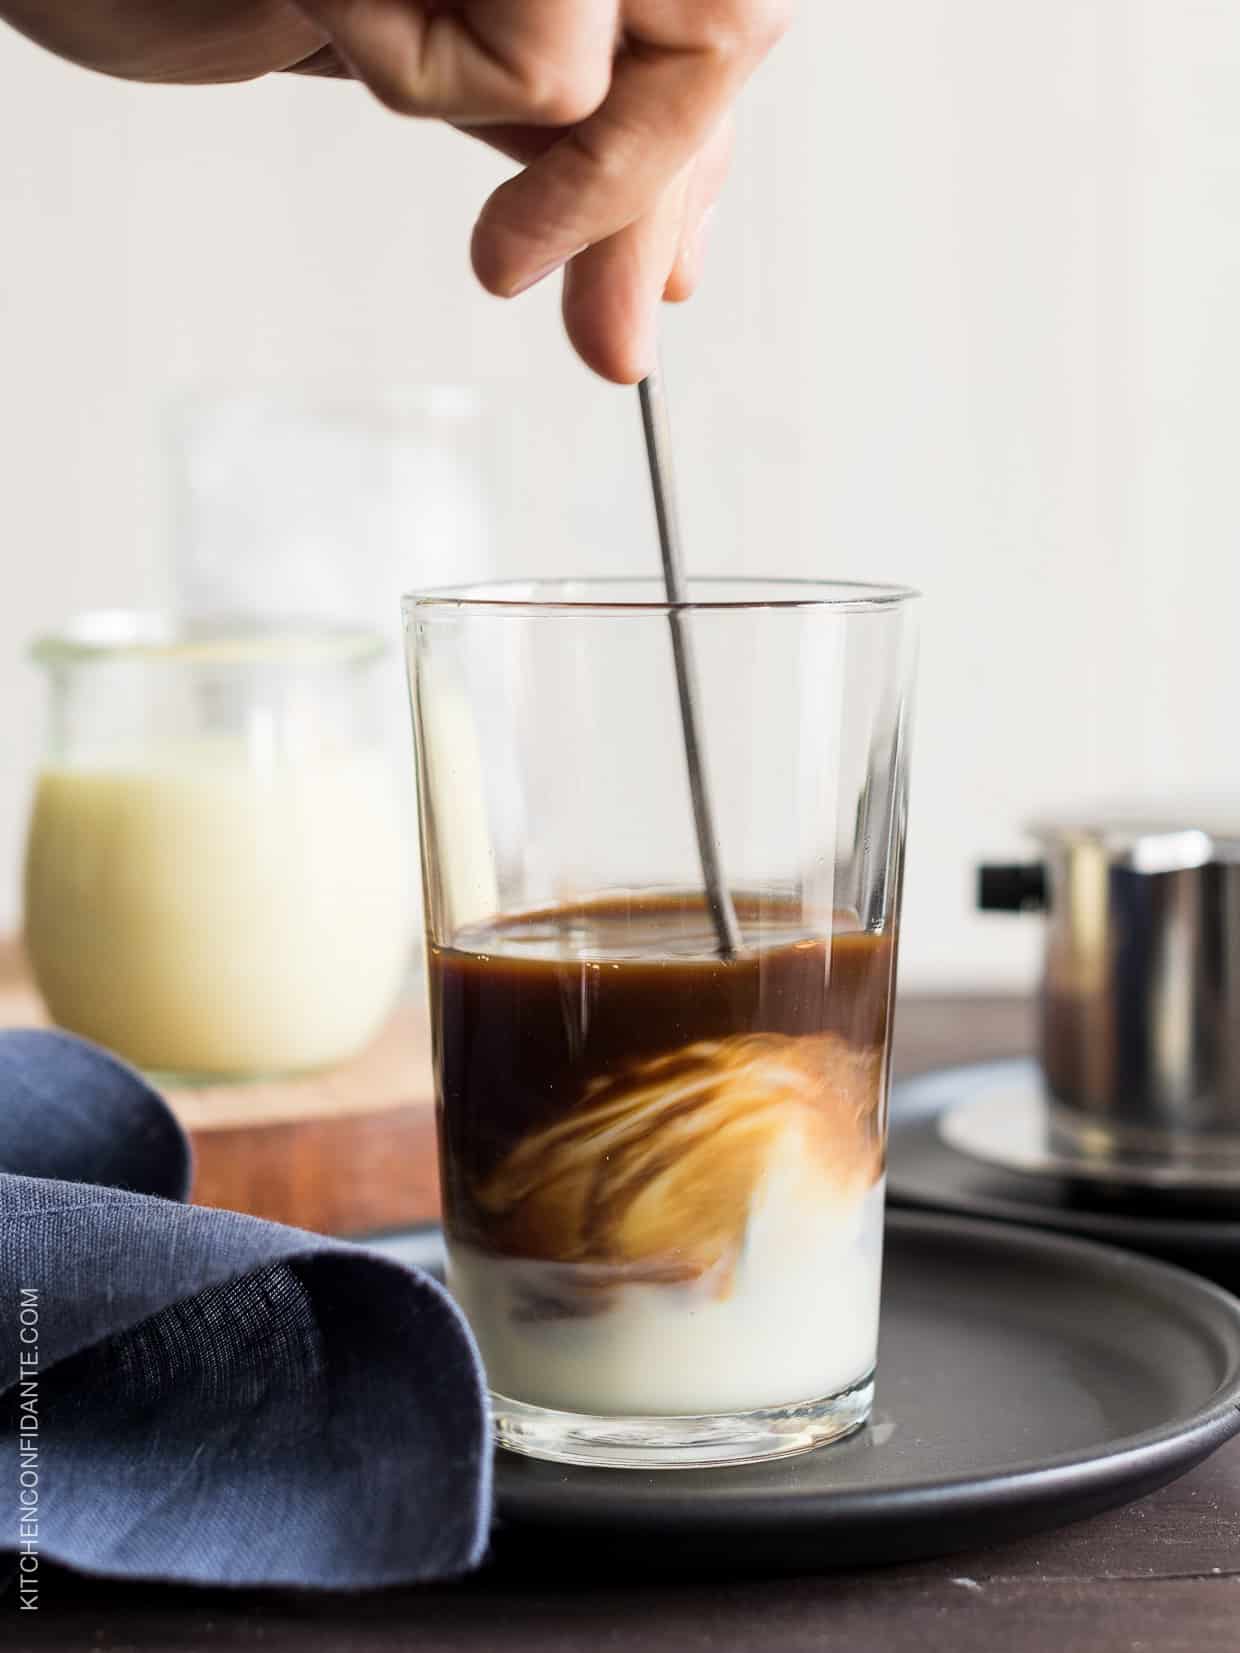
(473, 1032, 883, 1295)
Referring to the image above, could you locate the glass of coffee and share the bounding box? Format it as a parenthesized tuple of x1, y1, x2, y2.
(404, 578, 918, 1468)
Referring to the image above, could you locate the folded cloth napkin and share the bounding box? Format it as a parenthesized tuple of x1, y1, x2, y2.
(0, 1029, 491, 1590)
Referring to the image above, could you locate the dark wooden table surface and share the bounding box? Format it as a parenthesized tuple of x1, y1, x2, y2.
(10, 998, 1240, 1653)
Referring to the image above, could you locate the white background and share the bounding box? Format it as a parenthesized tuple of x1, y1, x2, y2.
(3, 0, 1240, 991)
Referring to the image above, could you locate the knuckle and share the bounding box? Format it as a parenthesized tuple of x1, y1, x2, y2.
(567, 118, 633, 189)
(373, 78, 430, 117)
(518, 62, 609, 126)
(702, 1, 793, 60)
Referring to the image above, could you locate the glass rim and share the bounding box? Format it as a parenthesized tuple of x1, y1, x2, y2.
(403, 575, 921, 618)
(29, 610, 388, 668)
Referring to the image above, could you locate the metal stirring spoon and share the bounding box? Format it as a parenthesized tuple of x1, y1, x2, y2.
(637, 368, 741, 960)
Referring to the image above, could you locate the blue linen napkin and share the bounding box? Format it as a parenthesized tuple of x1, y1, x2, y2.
(0, 1028, 491, 1590)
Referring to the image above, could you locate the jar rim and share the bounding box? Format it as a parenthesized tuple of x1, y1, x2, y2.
(30, 611, 388, 668)
(403, 575, 920, 618)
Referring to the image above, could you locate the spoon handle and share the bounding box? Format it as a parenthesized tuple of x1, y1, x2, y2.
(638, 370, 741, 960)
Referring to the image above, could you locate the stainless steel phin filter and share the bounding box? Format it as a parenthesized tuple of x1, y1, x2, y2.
(980, 824, 1240, 1147)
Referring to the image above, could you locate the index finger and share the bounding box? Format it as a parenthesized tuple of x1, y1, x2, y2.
(471, 9, 784, 296)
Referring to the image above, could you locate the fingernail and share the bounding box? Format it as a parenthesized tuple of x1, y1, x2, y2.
(631, 320, 658, 382)
(509, 246, 587, 298)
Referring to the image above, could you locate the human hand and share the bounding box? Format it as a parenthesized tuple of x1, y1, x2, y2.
(294, 2, 791, 380)
(1, 0, 791, 381)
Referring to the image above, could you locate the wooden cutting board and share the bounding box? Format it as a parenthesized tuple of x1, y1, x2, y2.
(0, 937, 440, 1235)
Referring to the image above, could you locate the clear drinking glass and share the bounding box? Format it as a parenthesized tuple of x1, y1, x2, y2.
(404, 577, 919, 1468)
(24, 612, 412, 1082)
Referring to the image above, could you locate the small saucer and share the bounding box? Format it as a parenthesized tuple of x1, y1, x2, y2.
(939, 1072, 1240, 1195)
(888, 1059, 1240, 1290)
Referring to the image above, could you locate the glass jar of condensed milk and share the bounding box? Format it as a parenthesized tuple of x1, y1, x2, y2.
(23, 613, 412, 1082)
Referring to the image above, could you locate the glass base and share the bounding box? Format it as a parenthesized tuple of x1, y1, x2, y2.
(492, 1373, 875, 1469)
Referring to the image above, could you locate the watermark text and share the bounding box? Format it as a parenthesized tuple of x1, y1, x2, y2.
(16, 1288, 39, 1610)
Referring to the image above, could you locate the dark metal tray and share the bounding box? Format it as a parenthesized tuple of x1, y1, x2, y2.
(376, 1211, 1240, 1570)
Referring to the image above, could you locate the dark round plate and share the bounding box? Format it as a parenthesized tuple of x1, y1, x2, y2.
(890, 1060, 1240, 1291)
(372, 1211, 1240, 1571)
